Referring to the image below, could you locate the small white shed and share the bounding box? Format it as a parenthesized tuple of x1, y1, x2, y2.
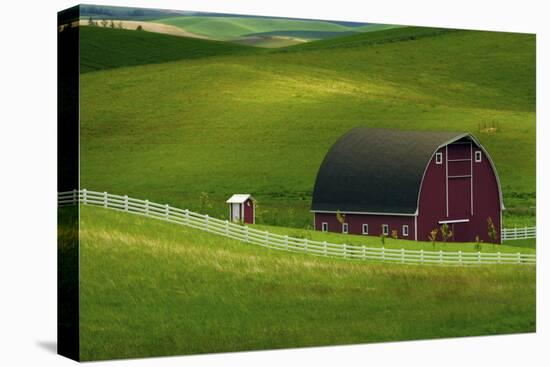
(226, 194, 255, 224)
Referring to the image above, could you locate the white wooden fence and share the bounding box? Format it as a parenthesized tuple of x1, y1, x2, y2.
(57, 189, 536, 266)
(502, 226, 536, 240)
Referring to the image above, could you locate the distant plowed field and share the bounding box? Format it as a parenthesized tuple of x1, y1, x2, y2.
(80, 20, 209, 39)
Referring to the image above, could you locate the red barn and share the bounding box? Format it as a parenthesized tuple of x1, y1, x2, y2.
(311, 128, 504, 243)
(226, 194, 255, 224)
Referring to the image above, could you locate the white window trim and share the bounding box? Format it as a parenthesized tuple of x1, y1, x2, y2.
(322, 222, 328, 232)
(402, 225, 409, 237)
(475, 150, 482, 162)
(362, 223, 369, 235)
(382, 224, 389, 236)
(342, 223, 349, 234)
(435, 152, 443, 165)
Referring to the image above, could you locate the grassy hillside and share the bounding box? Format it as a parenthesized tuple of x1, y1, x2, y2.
(79, 27, 259, 73)
(79, 27, 535, 229)
(156, 15, 355, 40)
(70, 205, 535, 360)
(154, 15, 400, 47)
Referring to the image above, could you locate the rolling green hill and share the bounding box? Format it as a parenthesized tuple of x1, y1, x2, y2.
(79, 26, 259, 73)
(79, 27, 535, 229)
(154, 15, 400, 46)
(68, 205, 535, 360)
(156, 15, 355, 40)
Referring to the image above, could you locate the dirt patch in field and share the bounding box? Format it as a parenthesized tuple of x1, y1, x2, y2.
(79, 19, 210, 40)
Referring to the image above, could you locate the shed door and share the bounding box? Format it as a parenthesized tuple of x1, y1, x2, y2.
(231, 203, 241, 221)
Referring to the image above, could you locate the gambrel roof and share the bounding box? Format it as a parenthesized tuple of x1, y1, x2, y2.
(311, 127, 501, 215)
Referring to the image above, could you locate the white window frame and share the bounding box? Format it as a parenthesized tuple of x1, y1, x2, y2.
(402, 225, 409, 237)
(435, 152, 443, 165)
(475, 150, 482, 162)
(382, 224, 389, 236)
(342, 223, 349, 234)
(362, 223, 369, 235)
(322, 222, 328, 232)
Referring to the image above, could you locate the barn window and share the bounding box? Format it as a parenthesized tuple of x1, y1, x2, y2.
(435, 152, 443, 164)
(342, 223, 349, 234)
(382, 224, 389, 236)
(322, 222, 328, 232)
(362, 224, 369, 235)
(475, 150, 482, 162)
(402, 225, 409, 237)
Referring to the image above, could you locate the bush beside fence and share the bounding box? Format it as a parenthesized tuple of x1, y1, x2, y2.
(58, 189, 536, 266)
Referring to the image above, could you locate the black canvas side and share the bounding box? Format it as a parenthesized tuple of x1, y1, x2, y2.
(57, 4, 80, 362)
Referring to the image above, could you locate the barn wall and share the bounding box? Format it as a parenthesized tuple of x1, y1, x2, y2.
(417, 141, 501, 243)
(243, 199, 254, 224)
(314, 212, 415, 239)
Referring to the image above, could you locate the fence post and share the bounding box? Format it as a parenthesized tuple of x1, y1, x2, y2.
(205, 214, 209, 229)
(245, 226, 249, 242)
(124, 195, 129, 212)
(458, 250, 462, 265)
(401, 248, 405, 263)
(72, 189, 77, 205)
(323, 241, 327, 256)
(145, 200, 149, 216)
(517, 252, 521, 264)
(225, 220, 229, 235)
(83, 188, 87, 205)
(103, 191, 108, 208)
(439, 250, 443, 265)
(343, 243, 347, 258)
(477, 251, 481, 265)
(420, 249, 424, 264)
(184, 209, 189, 224)
(304, 239, 308, 253)
(284, 235, 288, 250)
(265, 231, 269, 246)
(514, 227, 518, 239)
(165, 204, 170, 219)
(497, 252, 501, 264)
(363, 246, 367, 260)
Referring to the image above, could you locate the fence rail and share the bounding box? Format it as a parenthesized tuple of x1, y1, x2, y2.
(58, 189, 536, 266)
(502, 226, 536, 240)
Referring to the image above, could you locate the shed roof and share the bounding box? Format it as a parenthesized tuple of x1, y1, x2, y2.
(226, 194, 254, 204)
(311, 127, 475, 215)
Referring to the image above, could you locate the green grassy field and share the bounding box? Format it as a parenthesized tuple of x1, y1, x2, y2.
(79, 26, 535, 229)
(79, 27, 259, 73)
(69, 205, 535, 360)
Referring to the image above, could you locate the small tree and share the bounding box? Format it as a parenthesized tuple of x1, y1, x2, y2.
(118, 21, 123, 29)
(428, 228, 438, 250)
(100, 19, 108, 27)
(199, 192, 212, 214)
(335, 209, 345, 225)
(440, 223, 453, 242)
(87, 16, 94, 26)
(110, 20, 115, 28)
(136, 24, 143, 31)
(474, 235, 483, 251)
(390, 229, 398, 240)
(487, 217, 498, 244)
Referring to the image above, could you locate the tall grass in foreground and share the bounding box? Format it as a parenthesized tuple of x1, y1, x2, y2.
(72, 206, 535, 360)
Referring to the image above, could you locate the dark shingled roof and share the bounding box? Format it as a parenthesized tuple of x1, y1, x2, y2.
(311, 127, 469, 214)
